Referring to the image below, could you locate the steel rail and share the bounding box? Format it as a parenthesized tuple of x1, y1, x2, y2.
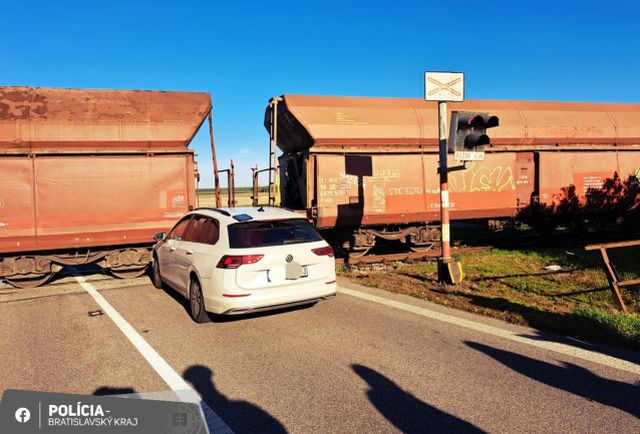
(339, 246, 493, 267)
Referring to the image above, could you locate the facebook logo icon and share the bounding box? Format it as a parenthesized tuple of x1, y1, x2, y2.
(15, 407, 31, 423)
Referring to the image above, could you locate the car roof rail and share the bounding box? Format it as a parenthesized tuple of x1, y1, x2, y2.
(194, 207, 231, 217)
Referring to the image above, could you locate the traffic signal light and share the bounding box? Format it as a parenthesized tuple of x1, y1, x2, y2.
(449, 111, 500, 160)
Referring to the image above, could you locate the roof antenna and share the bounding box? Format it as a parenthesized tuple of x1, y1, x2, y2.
(257, 206, 265, 212)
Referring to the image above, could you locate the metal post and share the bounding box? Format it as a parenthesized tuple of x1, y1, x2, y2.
(218, 168, 230, 207)
(194, 160, 200, 208)
(251, 165, 259, 206)
(252, 167, 278, 207)
(226, 169, 232, 208)
(268, 98, 282, 207)
(208, 112, 221, 208)
(438, 101, 451, 283)
(268, 99, 276, 206)
(230, 159, 235, 207)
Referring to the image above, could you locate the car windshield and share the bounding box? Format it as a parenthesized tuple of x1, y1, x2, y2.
(228, 219, 323, 248)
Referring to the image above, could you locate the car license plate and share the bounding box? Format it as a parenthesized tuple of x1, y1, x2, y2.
(286, 262, 307, 280)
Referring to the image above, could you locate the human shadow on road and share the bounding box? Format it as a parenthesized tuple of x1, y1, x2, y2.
(352, 364, 485, 433)
(465, 341, 640, 418)
(183, 365, 287, 433)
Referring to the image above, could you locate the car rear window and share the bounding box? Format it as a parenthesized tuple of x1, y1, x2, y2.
(228, 219, 323, 248)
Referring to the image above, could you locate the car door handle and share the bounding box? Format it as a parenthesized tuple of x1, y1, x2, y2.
(186, 250, 194, 255)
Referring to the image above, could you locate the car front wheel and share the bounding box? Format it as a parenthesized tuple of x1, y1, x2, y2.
(189, 278, 210, 324)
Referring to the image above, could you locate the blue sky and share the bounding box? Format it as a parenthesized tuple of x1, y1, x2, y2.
(3, 1, 639, 186)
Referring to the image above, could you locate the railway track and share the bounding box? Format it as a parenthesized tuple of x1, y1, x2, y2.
(339, 245, 493, 267)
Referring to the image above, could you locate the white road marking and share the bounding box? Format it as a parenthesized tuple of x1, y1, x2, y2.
(338, 286, 640, 375)
(76, 276, 233, 434)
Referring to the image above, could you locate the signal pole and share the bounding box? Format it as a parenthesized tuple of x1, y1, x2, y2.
(425, 71, 464, 284)
(437, 101, 452, 282)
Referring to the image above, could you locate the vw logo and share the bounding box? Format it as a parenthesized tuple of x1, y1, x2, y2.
(286, 254, 293, 263)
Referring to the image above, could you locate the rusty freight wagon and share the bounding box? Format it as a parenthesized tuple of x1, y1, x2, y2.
(265, 95, 640, 253)
(0, 87, 212, 287)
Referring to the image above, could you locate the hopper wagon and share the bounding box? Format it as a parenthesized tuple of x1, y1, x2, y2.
(0, 86, 212, 287)
(264, 95, 640, 253)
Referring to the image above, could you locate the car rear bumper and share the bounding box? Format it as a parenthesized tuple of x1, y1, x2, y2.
(202, 280, 337, 315)
(219, 294, 336, 315)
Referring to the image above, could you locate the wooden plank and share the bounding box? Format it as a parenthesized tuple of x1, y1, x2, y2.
(599, 248, 628, 314)
(618, 278, 640, 287)
(585, 239, 640, 251)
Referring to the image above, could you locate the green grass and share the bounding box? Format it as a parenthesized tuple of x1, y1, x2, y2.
(342, 244, 640, 348)
(572, 307, 640, 344)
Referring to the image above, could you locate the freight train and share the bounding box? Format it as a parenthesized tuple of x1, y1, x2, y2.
(0, 87, 211, 287)
(264, 95, 640, 253)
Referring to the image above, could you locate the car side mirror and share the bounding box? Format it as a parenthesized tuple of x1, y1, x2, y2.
(153, 232, 166, 241)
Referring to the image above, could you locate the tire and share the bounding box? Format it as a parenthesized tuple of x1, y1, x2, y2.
(151, 257, 163, 289)
(189, 278, 210, 324)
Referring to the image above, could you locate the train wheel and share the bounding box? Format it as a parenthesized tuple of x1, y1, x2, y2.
(110, 267, 147, 279)
(4, 273, 54, 289)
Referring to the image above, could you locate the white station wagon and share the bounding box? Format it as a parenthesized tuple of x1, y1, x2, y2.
(151, 207, 337, 323)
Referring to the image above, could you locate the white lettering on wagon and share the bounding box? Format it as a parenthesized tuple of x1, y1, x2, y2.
(373, 168, 400, 181)
(318, 174, 368, 205)
(372, 184, 386, 213)
(388, 187, 424, 196)
(171, 194, 186, 209)
(162, 212, 184, 219)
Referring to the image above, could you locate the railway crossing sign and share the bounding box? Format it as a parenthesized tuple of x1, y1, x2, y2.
(424, 72, 464, 102)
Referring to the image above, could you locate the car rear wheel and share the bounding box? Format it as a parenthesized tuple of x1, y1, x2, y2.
(189, 278, 210, 324)
(151, 257, 163, 289)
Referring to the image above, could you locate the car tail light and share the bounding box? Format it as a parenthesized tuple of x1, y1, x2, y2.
(216, 254, 264, 269)
(312, 245, 334, 257)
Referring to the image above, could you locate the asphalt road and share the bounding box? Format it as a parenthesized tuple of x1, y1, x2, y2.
(1, 272, 639, 433)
